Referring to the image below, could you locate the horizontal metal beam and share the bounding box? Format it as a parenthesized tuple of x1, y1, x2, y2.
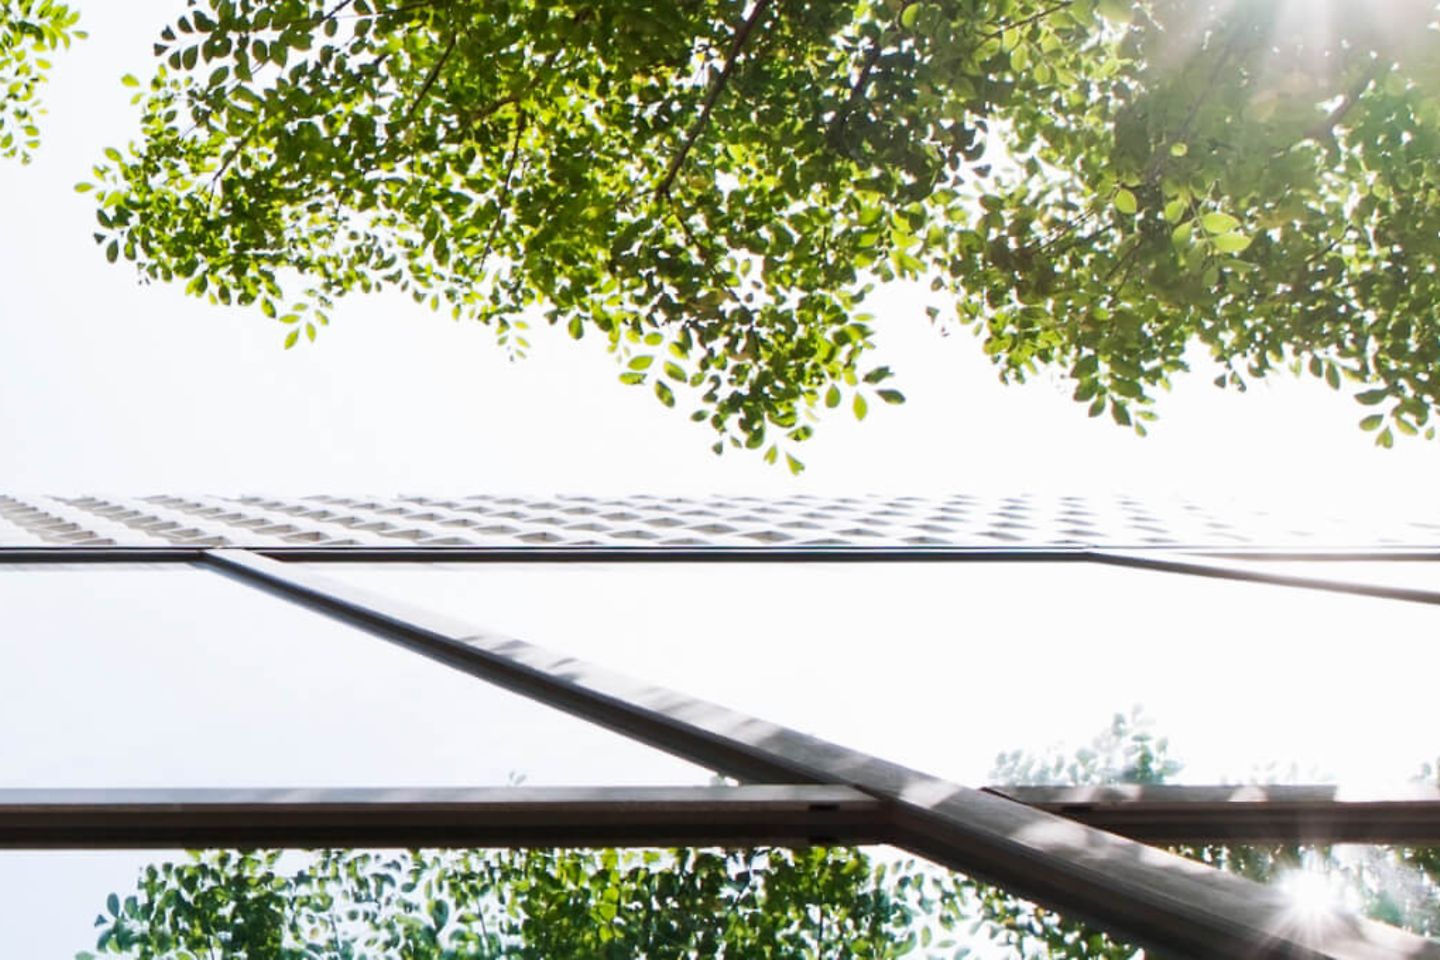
(0, 544, 1436, 564)
(201, 549, 1440, 960)
(0, 547, 205, 563)
(0, 785, 882, 849)
(989, 784, 1440, 844)
(0, 545, 1100, 563)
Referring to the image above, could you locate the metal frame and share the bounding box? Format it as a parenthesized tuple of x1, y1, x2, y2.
(985, 785, 1440, 845)
(2, 544, 1438, 958)
(0, 785, 883, 849)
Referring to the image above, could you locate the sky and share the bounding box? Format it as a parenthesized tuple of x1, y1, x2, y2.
(2, 3, 1439, 956)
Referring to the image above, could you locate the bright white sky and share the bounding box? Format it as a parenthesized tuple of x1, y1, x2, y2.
(2, 4, 1438, 956)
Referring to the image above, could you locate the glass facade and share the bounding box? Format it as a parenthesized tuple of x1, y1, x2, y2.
(0, 564, 712, 788)
(306, 560, 1439, 787)
(1, 540, 1437, 957)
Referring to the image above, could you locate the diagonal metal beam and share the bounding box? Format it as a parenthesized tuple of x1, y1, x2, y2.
(988, 784, 1440, 844)
(1090, 550, 1440, 607)
(200, 548, 1440, 960)
(0, 785, 882, 849)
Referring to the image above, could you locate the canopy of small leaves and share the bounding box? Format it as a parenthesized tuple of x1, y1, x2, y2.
(0, 0, 80, 161)
(82, 1, 1440, 460)
(82, 713, 1440, 959)
(82, 846, 956, 959)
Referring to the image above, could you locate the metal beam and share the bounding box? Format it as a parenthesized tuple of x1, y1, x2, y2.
(1, 543, 1436, 564)
(988, 784, 1440, 844)
(1091, 550, 1440, 608)
(0, 545, 1096, 563)
(0, 547, 204, 563)
(201, 548, 1439, 960)
(0, 785, 882, 849)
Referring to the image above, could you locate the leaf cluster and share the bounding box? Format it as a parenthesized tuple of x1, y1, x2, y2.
(0, 0, 81, 161)
(82, 846, 940, 959)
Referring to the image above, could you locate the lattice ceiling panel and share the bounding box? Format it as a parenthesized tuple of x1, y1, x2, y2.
(0, 493, 1434, 548)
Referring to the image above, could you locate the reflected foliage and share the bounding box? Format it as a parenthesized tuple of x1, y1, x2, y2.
(67, 0, 1440, 460)
(82, 846, 943, 959)
(83, 713, 1440, 958)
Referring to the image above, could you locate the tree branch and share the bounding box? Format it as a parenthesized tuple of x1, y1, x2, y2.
(655, 0, 773, 198)
(826, 40, 883, 153)
(321, 0, 358, 24)
(397, 31, 458, 133)
(983, 0, 1075, 40)
(478, 110, 527, 271)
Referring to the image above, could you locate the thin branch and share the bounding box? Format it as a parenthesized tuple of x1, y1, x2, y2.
(655, 0, 774, 198)
(459, 92, 520, 127)
(208, 117, 266, 194)
(825, 40, 883, 152)
(321, 0, 358, 23)
(983, 0, 1075, 40)
(397, 31, 458, 133)
(477, 110, 527, 271)
(670, 206, 745, 306)
(1103, 235, 1145, 282)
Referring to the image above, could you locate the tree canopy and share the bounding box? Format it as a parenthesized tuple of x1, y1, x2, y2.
(9, 0, 1440, 462)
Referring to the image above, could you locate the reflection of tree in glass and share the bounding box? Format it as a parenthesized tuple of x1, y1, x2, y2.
(82, 712, 1440, 959)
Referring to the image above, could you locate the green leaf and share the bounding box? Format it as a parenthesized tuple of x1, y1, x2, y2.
(1360, 413, 1383, 431)
(853, 393, 868, 421)
(877, 389, 905, 404)
(1113, 188, 1137, 215)
(824, 384, 841, 408)
(1200, 212, 1240, 234)
(1356, 388, 1389, 405)
(284, 328, 299, 349)
(627, 355, 653, 371)
(1212, 232, 1252, 254)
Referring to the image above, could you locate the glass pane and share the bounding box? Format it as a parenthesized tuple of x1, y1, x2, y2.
(0, 564, 712, 787)
(306, 561, 1440, 787)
